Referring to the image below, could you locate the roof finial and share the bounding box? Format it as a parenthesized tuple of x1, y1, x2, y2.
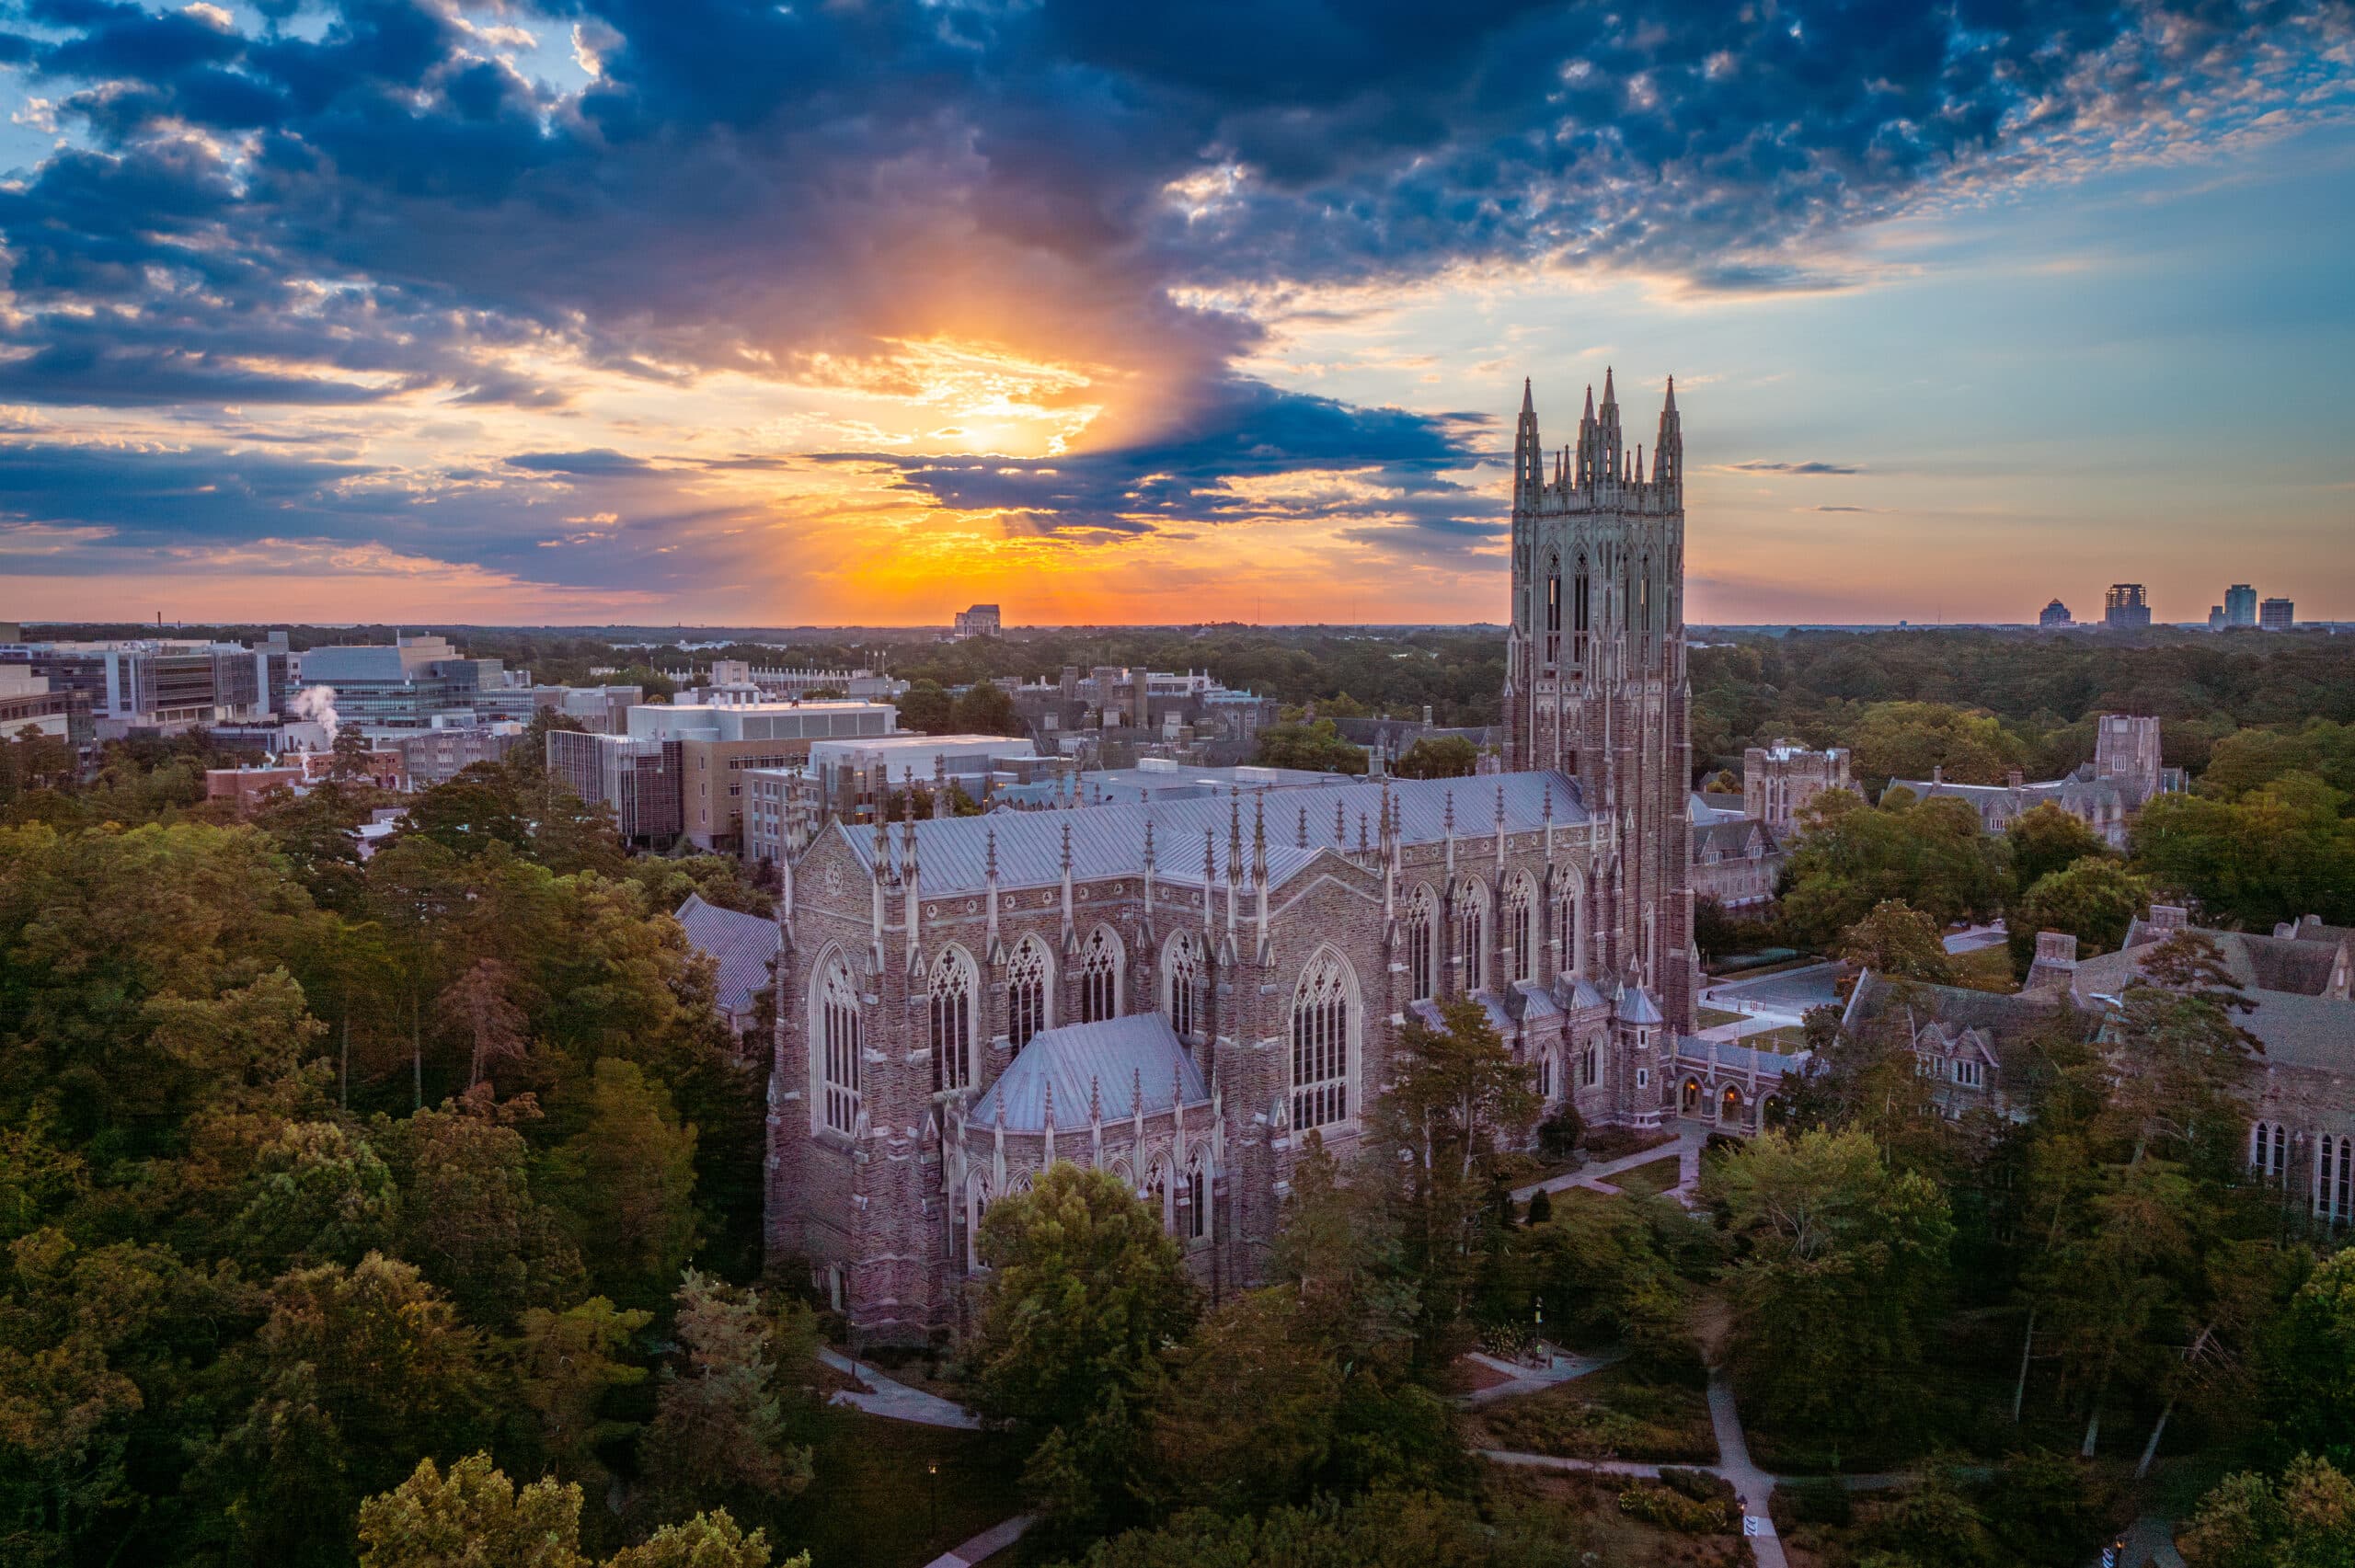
(1663, 373, 1677, 413)
(1296, 804, 1308, 850)
(984, 824, 998, 880)
(1060, 820, 1072, 873)
(1602, 364, 1616, 406)
(1521, 376, 1534, 414)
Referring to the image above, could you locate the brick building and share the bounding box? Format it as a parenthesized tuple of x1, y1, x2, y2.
(1885, 714, 2181, 849)
(766, 372, 1697, 1337)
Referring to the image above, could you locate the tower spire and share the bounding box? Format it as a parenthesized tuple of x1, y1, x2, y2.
(1513, 375, 1542, 506)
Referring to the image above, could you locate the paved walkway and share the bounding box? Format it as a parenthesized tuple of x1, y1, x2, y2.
(2118, 1515, 2186, 1568)
(1459, 1345, 1621, 1406)
(1476, 1368, 1786, 1564)
(817, 1346, 982, 1429)
(1512, 1121, 1708, 1206)
(1708, 1370, 1786, 1568)
(919, 1514, 1032, 1568)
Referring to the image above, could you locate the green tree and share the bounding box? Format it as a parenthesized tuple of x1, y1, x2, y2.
(375, 1090, 584, 1327)
(1838, 700, 2029, 792)
(355, 1451, 587, 1568)
(548, 1059, 699, 1310)
(1251, 719, 1367, 776)
(954, 681, 1020, 736)
(897, 681, 955, 735)
(2009, 858, 2150, 979)
(1367, 994, 1541, 1365)
(515, 1297, 652, 1492)
(1836, 898, 1955, 985)
(2005, 802, 2115, 893)
(1148, 1288, 1342, 1514)
(2131, 773, 2355, 928)
(1781, 788, 2012, 947)
(639, 1269, 812, 1517)
(1705, 1128, 1954, 1452)
(1393, 735, 1478, 779)
(355, 1451, 789, 1568)
(230, 1120, 399, 1274)
(2181, 1455, 2355, 1568)
(971, 1164, 1195, 1436)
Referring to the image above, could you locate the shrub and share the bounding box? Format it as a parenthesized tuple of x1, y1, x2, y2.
(1525, 1188, 1554, 1226)
(1658, 1467, 1736, 1505)
(1784, 1476, 1853, 1527)
(1617, 1483, 1733, 1534)
(1537, 1108, 1583, 1162)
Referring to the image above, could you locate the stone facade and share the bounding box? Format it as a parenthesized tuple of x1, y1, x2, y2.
(764, 372, 1698, 1340)
(1500, 371, 1698, 1035)
(1884, 714, 2179, 851)
(1743, 742, 1852, 835)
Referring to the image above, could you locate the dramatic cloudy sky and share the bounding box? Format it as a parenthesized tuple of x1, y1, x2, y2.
(0, 0, 2347, 626)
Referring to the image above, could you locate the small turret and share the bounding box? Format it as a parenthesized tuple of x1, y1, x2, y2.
(1512, 377, 1542, 509)
(1654, 374, 1683, 497)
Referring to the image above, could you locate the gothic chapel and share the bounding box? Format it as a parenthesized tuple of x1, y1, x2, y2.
(767, 373, 1699, 1339)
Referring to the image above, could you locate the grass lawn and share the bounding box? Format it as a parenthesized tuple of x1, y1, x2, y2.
(1482, 1470, 1747, 1565)
(1471, 1363, 1718, 1465)
(1741, 1024, 1809, 1050)
(777, 1406, 1023, 1568)
(1611, 1155, 1684, 1198)
(1695, 1004, 1745, 1029)
(1948, 945, 2017, 994)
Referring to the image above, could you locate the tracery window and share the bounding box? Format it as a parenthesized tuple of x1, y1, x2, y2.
(1581, 1038, 1602, 1089)
(1187, 1161, 1208, 1241)
(1407, 887, 1438, 1001)
(1533, 1050, 1553, 1101)
(1165, 931, 1202, 1040)
(817, 953, 861, 1135)
(1544, 555, 1561, 666)
(1572, 555, 1591, 670)
(1079, 926, 1121, 1024)
(1505, 876, 1536, 983)
(2249, 1119, 2288, 1180)
(1008, 937, 1051, 1050)
(1290, 949, 1355, 1132)
(929, 947, 975, 1093)
(1456, 879, 1488, 990)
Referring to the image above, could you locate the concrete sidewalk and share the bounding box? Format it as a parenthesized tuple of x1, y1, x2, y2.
(817, 1346, 982, 1429)
(1460, 1345, 1621, 1406)
(919, 1513, 1032, 1568)
(1512, 1122, 1704, 1205)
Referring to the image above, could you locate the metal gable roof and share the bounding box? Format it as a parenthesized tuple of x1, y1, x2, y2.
(673, 893, 778, 1022)
(968, 1013, 1210, 1131)
(837, 771, 1589, 898)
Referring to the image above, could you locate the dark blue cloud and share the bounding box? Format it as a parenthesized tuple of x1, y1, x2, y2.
(0, 0, 2338, 564)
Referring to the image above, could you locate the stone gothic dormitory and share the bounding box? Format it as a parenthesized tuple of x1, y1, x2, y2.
(766, 373, 1698, 1338)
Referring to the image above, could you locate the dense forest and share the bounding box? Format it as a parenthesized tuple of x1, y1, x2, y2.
(6, 625, 2354, 1565)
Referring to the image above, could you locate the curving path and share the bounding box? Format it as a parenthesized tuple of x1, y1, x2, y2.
(816, 1345, 982, 1429)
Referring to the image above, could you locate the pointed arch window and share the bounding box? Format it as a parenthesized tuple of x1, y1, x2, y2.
(1290, 950, 1355, 1131)
(1407, 887, 1438, 1001)
(1186, 1157, 1209, 1242)
(1008, 939, 1051, 1050)
(1079, 926, 1121, 1024)
(1456, 878, 1488, 990)
(1146, 1157, 1172, 1234)
(1505, 876, 1536, 983)
(816, 954, 861, 1135)
(929, 948, 975, 1093)
(1544, 555, 1562, 667)
(1572, 555, 1590, 669)
(1165, 931, 1201, 1041)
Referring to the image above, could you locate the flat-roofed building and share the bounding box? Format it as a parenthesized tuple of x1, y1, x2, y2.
(557, 699, 899, 850)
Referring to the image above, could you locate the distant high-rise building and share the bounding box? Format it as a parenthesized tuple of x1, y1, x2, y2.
(2209, 606, 2226, 629)
(2261, 597, 2295, 630)
(2039, 599, 2072, 628)
(2104, 584, 2153, 629)
(2225, 584, 2258, 627)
